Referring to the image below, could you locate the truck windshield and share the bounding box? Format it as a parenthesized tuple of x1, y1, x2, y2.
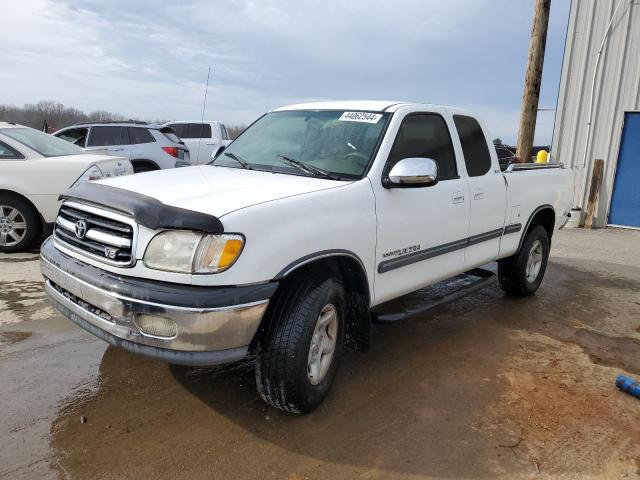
(211, 110, 390, 180)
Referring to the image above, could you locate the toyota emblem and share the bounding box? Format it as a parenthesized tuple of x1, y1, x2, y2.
(75, 219, 87, 239)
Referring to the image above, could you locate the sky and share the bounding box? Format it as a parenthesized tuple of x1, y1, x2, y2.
(0, 0, 571, 144)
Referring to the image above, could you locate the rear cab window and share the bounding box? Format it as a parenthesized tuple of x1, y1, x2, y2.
(188, 123, 212, 139)
(166, 123, 187, 138)
(453, 115, 492, 177)
(386, 113, 458, 180)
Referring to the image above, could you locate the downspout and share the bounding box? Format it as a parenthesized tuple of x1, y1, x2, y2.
(576, 0, 631, 208)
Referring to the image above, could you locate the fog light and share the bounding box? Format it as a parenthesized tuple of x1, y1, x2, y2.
(135, 315, 178, 339)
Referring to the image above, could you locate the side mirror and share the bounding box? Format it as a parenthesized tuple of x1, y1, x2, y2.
(384, 157, 439, 188)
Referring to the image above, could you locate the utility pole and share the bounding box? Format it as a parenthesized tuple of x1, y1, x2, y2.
(516, 0, 551, 163)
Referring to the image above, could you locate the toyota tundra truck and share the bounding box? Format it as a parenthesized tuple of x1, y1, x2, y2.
(40, 101, 573, 413)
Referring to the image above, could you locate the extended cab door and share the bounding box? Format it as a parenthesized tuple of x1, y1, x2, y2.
(372, 110, 470, 304)
(451, 114, 507, 268)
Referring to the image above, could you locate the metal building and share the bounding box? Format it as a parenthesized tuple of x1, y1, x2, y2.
(552, 0, 640, 228)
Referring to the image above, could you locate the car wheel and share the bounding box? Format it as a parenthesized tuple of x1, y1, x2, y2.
(498, 225, 550, 297)
(0, 195, 40, 253)
(255, 272, 346, 413)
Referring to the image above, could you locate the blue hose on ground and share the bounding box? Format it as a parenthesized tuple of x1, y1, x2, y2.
(615, 375, 640, 399)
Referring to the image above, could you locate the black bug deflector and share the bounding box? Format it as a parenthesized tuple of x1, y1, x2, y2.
(60, 182, 224, 234)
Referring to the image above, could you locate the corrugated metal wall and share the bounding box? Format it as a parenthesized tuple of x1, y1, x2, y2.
(552, 0, 640, 227)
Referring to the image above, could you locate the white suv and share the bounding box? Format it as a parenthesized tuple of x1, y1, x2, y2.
(163, 121, 232, 164)
(53, 121, 190, 172)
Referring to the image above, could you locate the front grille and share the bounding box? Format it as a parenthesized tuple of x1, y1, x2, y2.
(53, 201, 136, 266)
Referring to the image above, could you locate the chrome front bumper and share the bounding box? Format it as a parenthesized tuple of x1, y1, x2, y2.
(40, 238, 276, 366)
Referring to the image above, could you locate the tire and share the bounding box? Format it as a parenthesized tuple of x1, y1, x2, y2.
(0, 195, 41, 253)
(498, 225, 550, 297)
(255, 272, 346, 413)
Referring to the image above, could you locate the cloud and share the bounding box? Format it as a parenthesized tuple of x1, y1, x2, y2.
(0, 0, 570, 142)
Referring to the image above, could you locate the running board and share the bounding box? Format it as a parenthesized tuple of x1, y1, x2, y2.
(371, 268, 496, 323)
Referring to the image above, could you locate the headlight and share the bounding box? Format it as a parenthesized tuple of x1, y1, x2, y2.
(143, 231, 244, 274)
(71, 165, 104, 188)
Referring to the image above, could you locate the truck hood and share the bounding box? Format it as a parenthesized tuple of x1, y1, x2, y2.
(97, 165, 349, 218)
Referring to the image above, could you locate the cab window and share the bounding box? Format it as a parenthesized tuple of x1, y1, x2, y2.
(188, 123, 212, 138)
(453, 115, 492, 177)
(167, 123, 187, 138)
(387, 113, 458, 180)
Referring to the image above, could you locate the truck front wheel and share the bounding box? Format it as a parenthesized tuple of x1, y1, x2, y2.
(498, 225, 550, 296)
(255, 273, 346, 413)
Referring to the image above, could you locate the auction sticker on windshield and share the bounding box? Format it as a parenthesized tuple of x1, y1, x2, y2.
(338, 112, 383, 123)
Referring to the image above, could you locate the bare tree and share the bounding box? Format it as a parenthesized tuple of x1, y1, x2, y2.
(0, 101, 245, 136)
(227, 125, 246, 140)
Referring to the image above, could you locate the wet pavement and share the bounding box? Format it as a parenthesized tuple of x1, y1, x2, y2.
(1, 229, 639, 479)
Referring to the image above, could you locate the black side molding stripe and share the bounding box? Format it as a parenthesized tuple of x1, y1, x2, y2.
(378, 223, 523, 274)
(378, 239, 468, 274)
(467, 228, 504, 246)
(503, 223, 522, 235)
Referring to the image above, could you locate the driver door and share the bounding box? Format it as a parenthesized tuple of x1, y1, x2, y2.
(372, 111, 470, 304)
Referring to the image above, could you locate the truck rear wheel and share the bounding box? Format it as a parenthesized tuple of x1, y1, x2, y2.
(255, 272, 346, 413)
(498, 225, 550, 296)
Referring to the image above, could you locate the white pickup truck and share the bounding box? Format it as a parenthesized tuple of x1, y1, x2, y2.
(41, 101, 573, 413)
(163, 121, 232, 164)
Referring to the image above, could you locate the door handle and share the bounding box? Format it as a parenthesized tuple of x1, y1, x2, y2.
(473, 190, 484, 200)
(452, 192, 465, 204)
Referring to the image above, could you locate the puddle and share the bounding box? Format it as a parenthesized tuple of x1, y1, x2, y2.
(0, 281, 47, 325)
(0, 256, 40, 263)
(0, 331, 32, 345)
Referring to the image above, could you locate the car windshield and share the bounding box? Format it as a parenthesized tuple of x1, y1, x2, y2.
(211, 110, 390, 180)
(0, 127, 84, 157)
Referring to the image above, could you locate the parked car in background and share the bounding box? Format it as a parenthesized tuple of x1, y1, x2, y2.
(163, 121, 231, 164)
(53, 121, 190, 172)
(494, 144, 517, 171)
(0, 122, 133, 252)
(494, 143, 552, 169)
(41, 101, 573, 413)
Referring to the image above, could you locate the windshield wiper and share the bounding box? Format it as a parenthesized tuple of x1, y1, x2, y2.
(221, 152, 252, 170)
(276, 154, 340, 180)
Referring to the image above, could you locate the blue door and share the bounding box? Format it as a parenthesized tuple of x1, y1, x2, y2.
(609, 112, 640, 227)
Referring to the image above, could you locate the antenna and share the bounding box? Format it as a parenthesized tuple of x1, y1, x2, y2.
(195, 67, 211, 163)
